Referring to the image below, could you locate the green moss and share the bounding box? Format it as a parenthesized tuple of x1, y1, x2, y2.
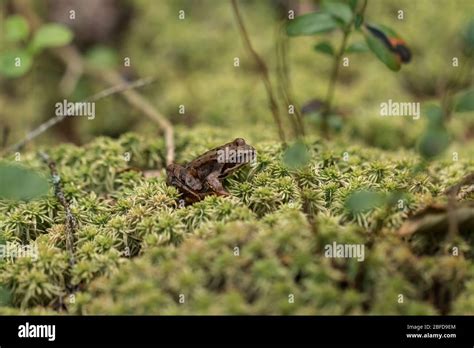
(0, 129, 472, 314)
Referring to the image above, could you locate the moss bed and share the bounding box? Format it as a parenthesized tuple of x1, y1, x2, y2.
(0, 128, 473, 315)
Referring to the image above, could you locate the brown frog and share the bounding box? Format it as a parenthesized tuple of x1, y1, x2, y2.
(166, 138, 255, 204)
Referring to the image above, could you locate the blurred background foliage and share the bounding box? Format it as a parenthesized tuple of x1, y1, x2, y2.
(0, 0, 473, 152)
(0, 0, 473, 315)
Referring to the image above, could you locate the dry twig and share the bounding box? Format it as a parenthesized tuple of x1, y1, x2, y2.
(2, 77, 157, 156)
(230, 0, 286, 144)
(10, 0, 175, 165)
(275, 21, 305, 137)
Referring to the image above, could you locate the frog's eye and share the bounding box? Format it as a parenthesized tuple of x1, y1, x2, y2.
(234, 138, 245, 146)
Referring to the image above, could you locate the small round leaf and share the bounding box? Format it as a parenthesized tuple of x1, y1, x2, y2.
(0, 50, 33, 78)
(287, 12, 338, 36)
(418, 127, 450, 160)
(322, 0, 353, 25)
(5, 15, 29, 42)
(0, 163, 49, 201)
(425, 104, 444, 126)
(86, 46, 119, 69)
(314, 41, 335, 56)
(345, 190, 386, 213)
(345, 41, 369, 53)
(454, 89, 474, 112)
(30, 23, 73, 53)
(282, 141, 311, 169)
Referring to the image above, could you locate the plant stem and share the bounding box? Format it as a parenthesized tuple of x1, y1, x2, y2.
(322, 0, 368, 136)
(276, 21, 305, 137)
(322, 29, 351, 134)
(2, 77, 157, 157)
(440, 58, 473, 121)
(10, 1, 176, 166)
(230, 0, 287, 144)
(38, 152, 78, 288)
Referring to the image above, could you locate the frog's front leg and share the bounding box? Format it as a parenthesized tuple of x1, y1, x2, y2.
(205, 171, 229, 196)
(166, 163, 203, 203)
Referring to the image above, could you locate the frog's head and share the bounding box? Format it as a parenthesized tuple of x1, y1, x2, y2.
(232, 138, 256, 164)
(218, 138, 256, 178)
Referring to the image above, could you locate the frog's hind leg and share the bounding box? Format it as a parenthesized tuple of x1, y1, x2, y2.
(206, 172, 230, 196)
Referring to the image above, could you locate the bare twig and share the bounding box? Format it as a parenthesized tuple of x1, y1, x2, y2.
(58, 47, 84, 96)
(55, 46, 175, 165)
(275, 21, 305, 137)
(10, 0, 175, 165)
(96, 69, 175, 165)
(230, 0, 286, 144)
(2, 77, 157, 156)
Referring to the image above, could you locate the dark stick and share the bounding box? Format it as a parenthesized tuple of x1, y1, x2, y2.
(1, 124, 10, 149)
(38, 151, 77, 269)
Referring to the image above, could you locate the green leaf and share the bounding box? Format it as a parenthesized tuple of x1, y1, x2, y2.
(454, 89, 474, 112)
(425, 104, 444, 126)
(354, 14, 364, 29)
(322, 0, 353, 25)
(314, 41, 334, 56)
(85, 46, 119, 69)
(345, 190, 386, 213)
(462, 19, 474, 51)
(0, 286, 11, 306)
(328, 114, 343, 132)
(349, 0, 359, 10)
(0, 163, 49, 201)
(363, 30, 400, 71)
(282, 141, 311, 169)
(345, 41, 369, 53)
(418, 126, 450, 160)
(0, 50, 33, 78)
(287, 12, 339, 36)
(5, 15, 29, 42)
(30, 23, 73, 53)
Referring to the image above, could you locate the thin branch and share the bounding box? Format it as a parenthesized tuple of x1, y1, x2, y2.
(276, 21, 305, 137)
(440, 58, 474, 121)
(96, 69, 175, 166)
(58, 47, 84, 96)
(10, 0, 175, 165)
(323, 30, 350, 118)
(56, 46, 175, 166)
(88, 76, 156, 102)
(230, 0, 286, 144)
(2, 77, 157, 156)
